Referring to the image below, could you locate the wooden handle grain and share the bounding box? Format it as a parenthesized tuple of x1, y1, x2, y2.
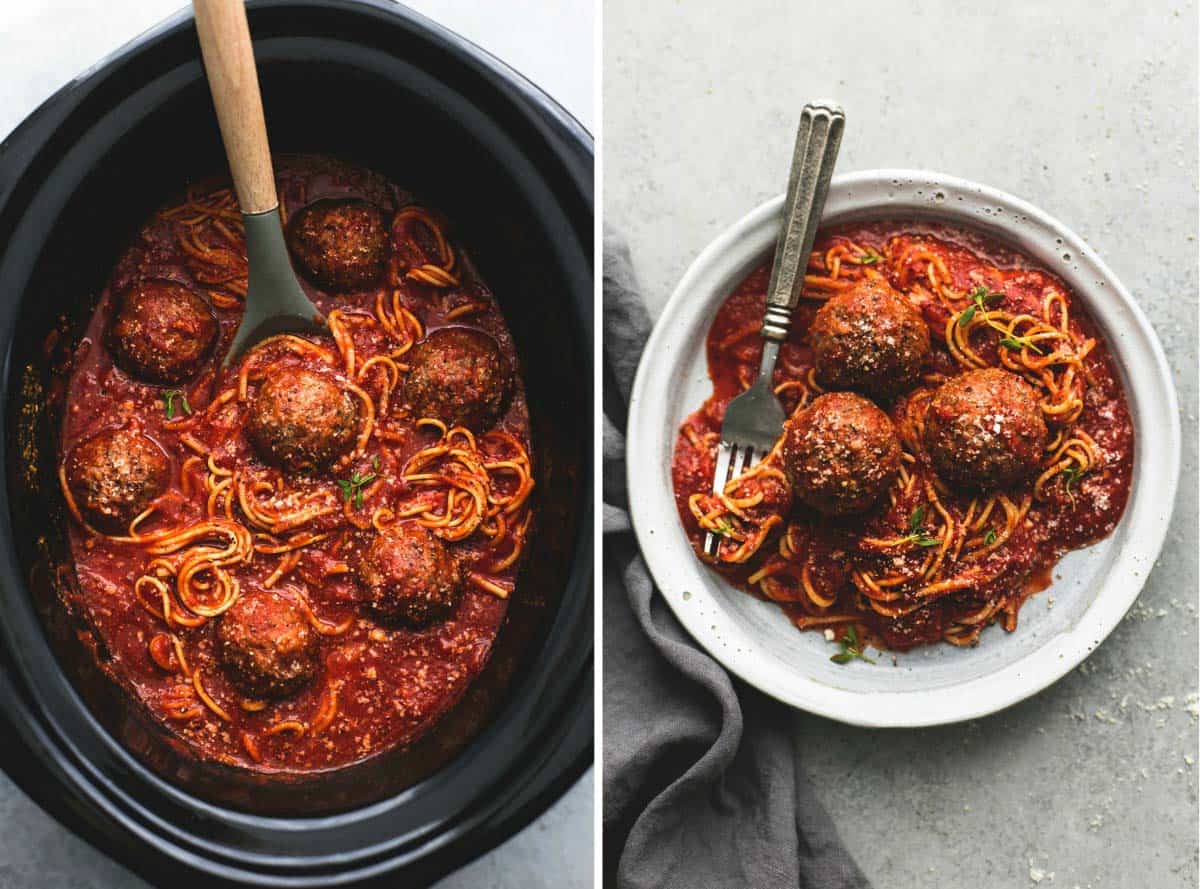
(193, 0, 277, 214)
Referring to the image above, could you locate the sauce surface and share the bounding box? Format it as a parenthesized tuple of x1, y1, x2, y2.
(672, 220, 1133, 651)
(59, 156, 534, 772)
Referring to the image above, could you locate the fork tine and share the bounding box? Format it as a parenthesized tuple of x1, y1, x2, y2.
(703, 441, 735, 557)
(710, 441, 733, 496)
(730, 444, 749, 482)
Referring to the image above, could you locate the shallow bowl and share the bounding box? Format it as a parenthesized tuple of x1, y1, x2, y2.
(626, 169, 1179, 727)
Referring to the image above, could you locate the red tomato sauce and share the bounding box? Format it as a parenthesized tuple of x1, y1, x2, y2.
(58, 156, 534, 772)
(672, 220, 1133, 651)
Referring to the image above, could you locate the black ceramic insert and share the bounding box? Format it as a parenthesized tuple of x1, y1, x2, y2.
(0, 0, 592, 884)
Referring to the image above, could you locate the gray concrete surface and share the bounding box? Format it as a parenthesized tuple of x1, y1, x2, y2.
(0, 2, 593, 887)
(604, 1, 1198, 886)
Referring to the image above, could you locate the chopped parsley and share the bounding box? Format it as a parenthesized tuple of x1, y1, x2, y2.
(957, 286, 1005, 327)
(830, 625, 875, 665)
(337, 462, 378, 509)
(161, 389, 191, 420)
(983, 527, 998, 546)
(856, 249, 883, 265)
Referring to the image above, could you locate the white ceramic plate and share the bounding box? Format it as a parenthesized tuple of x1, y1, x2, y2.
(626, 170, 1180, 728)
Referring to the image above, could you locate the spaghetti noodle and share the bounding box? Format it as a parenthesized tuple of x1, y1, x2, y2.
(671, 220, 1133, 652)
(57, 157, 536, 773)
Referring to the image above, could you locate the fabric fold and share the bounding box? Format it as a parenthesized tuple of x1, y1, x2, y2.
(601, 228, 870, 889)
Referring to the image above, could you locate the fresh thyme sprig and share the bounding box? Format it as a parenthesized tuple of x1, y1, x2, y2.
(337, 457, 380, 509)
(712, 516, 736, 538)
(957, 286, 1006, 327)
(999, 333, 1044, 354)
(898, 504, 942, 548)
(830, 625, 875, 665)
(1061, 465, 1086, 496)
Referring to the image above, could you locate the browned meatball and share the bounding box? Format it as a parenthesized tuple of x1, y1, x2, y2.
(287, 199, 388, 291)
(405, 327, 511, 430)
(246, 367, 359, 473)
(781, 392, 900, 515)
(216, 591, 320, 698)
(809, 279, 930, 397)
(924, 368, 1046, 489)
(107, 280, 218, 384)
(64, 428, 170, 533)
(357, 523, 462, 627)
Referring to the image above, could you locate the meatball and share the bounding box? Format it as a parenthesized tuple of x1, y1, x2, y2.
(923, 368, 1046, 489)
(405, 327, 511, 430)
(64, 428, 170, 533)
(216, 591, 320, 698)
(781, 392, 900, 515)
(246, 367, 359, 473)
(809, 279, 930, 398)
(287, 199, 388, 291)
(107, 280, 218, 384)
(357, 523, 462, 627)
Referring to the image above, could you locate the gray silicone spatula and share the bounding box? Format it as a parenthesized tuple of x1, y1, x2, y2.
(192, 0, 324, 365)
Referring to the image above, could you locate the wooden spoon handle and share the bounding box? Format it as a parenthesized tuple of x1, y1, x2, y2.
(193, 0, 277, 214)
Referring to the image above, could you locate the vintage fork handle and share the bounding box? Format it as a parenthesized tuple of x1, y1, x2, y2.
(761, 101, 845, 343)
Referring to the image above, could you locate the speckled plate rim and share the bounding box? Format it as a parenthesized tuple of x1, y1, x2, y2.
(625, 169, 1180, 728)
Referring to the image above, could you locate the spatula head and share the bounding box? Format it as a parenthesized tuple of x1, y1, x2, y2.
(223, 207, 325, 366)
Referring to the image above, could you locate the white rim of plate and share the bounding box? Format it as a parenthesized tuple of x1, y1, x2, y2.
(625, 169, 1181, 727)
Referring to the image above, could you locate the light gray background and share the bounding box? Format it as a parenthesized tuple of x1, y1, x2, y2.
(605, 2, 1198, 887)
(0, 2, 593, 887)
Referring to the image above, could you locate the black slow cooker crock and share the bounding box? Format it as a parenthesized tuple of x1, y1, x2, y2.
(0, 0, 592, 884)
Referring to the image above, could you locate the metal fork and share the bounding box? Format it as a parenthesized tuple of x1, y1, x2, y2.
(703, 101, 845, 558)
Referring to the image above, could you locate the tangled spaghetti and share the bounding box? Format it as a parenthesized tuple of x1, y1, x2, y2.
(58, 159, 537, 772)
(672, 221, 1133, 651)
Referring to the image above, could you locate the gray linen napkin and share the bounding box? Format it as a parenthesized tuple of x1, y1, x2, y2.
(602, 230, 871, 889)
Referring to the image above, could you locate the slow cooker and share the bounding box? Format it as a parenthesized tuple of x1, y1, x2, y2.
(0, 0, 593, 884)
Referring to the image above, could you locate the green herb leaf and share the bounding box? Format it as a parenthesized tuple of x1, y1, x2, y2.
(337, 469, 378, 509)
(899, 504, 941, 547)
(857, 250, 882, 265)
(999, 335, 1044, 355)
(984, 528, 998, 545)
(968, 285, 1005, 306)
(830, 626, 876, 666)
(1062, 466, 1086, 494)
(161, 389, 191, 420)
(712, 516, 736, 538)
(958, 286, 1005, 327)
